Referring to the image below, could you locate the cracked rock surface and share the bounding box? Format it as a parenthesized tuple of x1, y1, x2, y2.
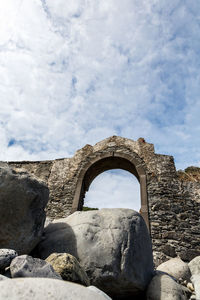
(34, 208, 154, 299)
(10, 255, 62, 280)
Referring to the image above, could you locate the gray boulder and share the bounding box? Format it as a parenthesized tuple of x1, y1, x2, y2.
(157, 257, 191, 282)
(34, 208, 154, 299)
(0, 249, 18, 270)
(10, 255, 62, 280)
(0, 164, 49, 254)
(0, 278, 113, 300)
(191, 275, 200, 300)
(188, 256, 200, 276)
(0, 274, 10, 281)
(146, 273, 187, 300)
(46, 253, 90, 286)
(189, 256, 200, 298)
(87, 286, 112, 300)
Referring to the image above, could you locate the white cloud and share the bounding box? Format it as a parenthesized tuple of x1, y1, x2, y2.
(0, 0, 199, 173)
(84, 170, 141, 211)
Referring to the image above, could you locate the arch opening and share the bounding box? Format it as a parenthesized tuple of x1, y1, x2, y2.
(83, 156, 140, 193)
(72, 154, 149, 229)
(84, 169, 141, 211)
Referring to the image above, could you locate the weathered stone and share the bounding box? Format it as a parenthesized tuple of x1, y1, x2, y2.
(179, 249, 200, 262)
(146, 273, 187, 300)
(0, 278, 113, 300)
(46, 253, 90, 286)
(187, 282, 194, 292)
(0, 249, 18, 270)
(188, 256, 200, 276)
(153, 251, 171, 268)
(0, 274, 10, 281)
(188, 256, 200, 299)
(162, 231, 177, 239)
(87, 286, 112, 300)
(180, 285, 193, 299)
(190, 275, 200, 300)
(157, 257, 191, 282)
(10, 255, 62, 280)
(0, 164, 49, 254)
(35, 208, 154, 299)
(161, 244, 176, 257)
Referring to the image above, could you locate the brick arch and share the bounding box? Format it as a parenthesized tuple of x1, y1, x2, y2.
(71, 151, 150, 229)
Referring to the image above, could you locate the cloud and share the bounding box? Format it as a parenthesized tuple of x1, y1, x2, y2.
(0, 0, 200, 171)
(84, 169, 141, 211)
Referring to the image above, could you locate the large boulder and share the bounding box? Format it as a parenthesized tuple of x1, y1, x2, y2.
(0, 274, 10, 281)
(46, 253, 90, 286)
(0, 278, 111, 300)
(188, 256, 200, 276)
(87, 286, 112, 300)
(189, 256, 200, 299)
(156, 257, 191, 282)
(0, 249, 18, 271)
(146, 273, 187, 300)
(10, 255, 62, 280)
(191, 275, 200, 300)
(34, 208, 154, 299)
(0, 164, 49, 254)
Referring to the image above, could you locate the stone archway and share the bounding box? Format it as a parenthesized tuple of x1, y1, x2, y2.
(71, 152, 149, 229)
(8, 136, 200, 264)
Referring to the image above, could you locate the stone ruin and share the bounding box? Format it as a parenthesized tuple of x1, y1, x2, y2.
(7, 136, 200, 265)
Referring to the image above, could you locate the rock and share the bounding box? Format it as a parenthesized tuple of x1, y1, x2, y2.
(188, 257, 200, 300)
(44, 217, 52, 227)
(46, 253, 90, 286)
(161, 244, 176, 258)
(0, 274, 10, 281)
(153, 251, 171, 268)
(87, 286, 112, 300)
(34, 208, 154, 299)
(187, 282, 195, 292)
(0, 278, 113, 300)
(191, 275, 200, 300)
(10, 255, 62, 280)
(188, 256, 200, 276)
(146, 273, 187, 300)
(3, 268, 11, 278)
(0, 164, 49, 254)
(157, 257, 191, 281)
(179, 249, 200, 263)
(180, 285, 193, 299)
(0, 249, 18, 270)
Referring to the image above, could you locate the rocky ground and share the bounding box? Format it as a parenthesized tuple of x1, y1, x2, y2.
(0, 163, 199, 299)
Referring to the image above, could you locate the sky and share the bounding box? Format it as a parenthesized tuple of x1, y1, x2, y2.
(84, 169, 141, 211)
(0, 0, 200, 210)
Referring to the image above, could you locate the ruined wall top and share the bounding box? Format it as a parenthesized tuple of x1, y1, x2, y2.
(7, 136, 178, 188)
(7, 136, 200, 185)
(74, 136, 155, 161)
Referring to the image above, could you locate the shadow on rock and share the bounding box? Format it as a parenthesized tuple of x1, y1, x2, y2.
(32, 222, 78, 260)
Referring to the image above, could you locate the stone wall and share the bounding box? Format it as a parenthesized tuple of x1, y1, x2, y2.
(7, 136, 200, 266)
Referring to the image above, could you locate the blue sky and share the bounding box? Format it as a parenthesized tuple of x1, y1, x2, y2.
(0, 0, 200, 210)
